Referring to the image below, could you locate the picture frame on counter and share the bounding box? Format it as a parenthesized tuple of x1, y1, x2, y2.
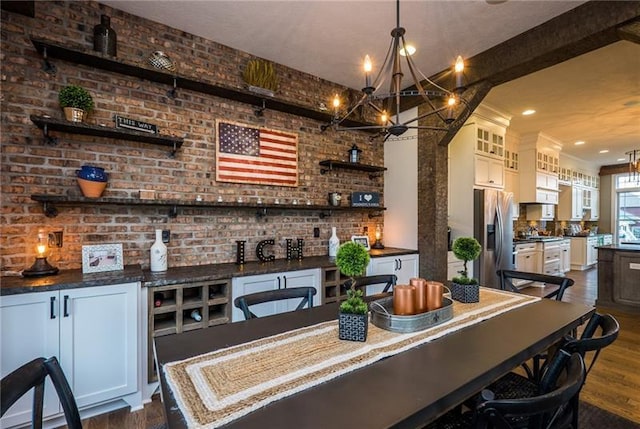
(82, 243, 124, 273)
(351, 235, 370, 250)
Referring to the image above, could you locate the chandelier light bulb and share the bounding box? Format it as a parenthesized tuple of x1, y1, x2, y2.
(332, 95, 340, 109)
(448, 95, 457, 106)
(455, 56, 465, 73)
(363, 55, 372, 73)
(380, 111, 388, 124)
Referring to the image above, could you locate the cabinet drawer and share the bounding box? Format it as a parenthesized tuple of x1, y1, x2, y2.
(544, 249, 561, 261)
(515, 243, 538, 252)
(543, 260, 561, 275)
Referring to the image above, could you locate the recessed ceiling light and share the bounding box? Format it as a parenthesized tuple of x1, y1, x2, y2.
(522, 109, 536, 116)
(599, 149, 609, 154)
(574, 141, 585, 146)
(399, 45, 416, 56)
(617, 158, 626, 162)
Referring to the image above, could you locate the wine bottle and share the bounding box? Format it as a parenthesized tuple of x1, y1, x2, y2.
(190, 309, 202, 322)
(154, 292, 163, 307)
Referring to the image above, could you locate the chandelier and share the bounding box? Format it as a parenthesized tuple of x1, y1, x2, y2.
(322, 0, 469, 139)
(627, 149, 640, 182)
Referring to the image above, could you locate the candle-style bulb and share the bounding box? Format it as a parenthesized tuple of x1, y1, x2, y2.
(448, 95, 457, 106)
(380, 111, 388, 124)
(332, 94, 340, 109)
(455, 56, 464, 73)
(364, 55, 372, 73)
(36, 244, 47, 256)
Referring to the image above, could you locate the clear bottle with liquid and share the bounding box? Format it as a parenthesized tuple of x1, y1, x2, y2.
(329, 227, 340, 259)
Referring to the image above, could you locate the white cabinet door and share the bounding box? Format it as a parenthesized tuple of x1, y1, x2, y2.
(589, 190, 599, 220)
(1, 292, 60, 428)
(560, 240, 571, 273)
(367, 254, 419, 293)
(474, 156, 504, 189)
(587, 238, 598, 266)
(231, 270, 320, 322)
(572, 186, 584, 220)
(59, 283, 138, 408)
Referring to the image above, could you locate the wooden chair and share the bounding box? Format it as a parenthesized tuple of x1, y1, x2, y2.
(1, 356, 82, 429)
(234, 286, 317, 320)
(343, 274, 397, 301)
(426, 351, 585, 429)
(497, 269, 574, 301)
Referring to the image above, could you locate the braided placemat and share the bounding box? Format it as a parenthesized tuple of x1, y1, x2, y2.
(164, 288, 539, 428)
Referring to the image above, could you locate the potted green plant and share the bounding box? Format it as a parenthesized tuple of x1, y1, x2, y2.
(58, 85, 95, 122)
(242, 59, 279, 97)
(451, 237, 482, 303)
(335, 241, 371, 341)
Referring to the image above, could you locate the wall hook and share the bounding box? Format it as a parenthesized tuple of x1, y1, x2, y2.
(167, 76, 178, 98)
(254, 99, 266, 117)
(41, 47, 57, 75)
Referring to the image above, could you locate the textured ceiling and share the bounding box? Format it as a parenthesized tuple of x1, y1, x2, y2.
(100, 1, 639, 168)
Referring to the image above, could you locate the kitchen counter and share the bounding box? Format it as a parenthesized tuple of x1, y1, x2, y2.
(0, 247, 418, 295)
(513, 236, 565, 244)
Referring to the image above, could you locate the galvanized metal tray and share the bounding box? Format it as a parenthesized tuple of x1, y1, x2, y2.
(369, 296, 454, 333)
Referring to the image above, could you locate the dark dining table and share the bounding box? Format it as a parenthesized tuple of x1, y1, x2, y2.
(154, 297, 594, 429)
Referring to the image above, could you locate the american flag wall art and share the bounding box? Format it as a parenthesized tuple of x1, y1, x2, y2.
(216, 120, 299, 187)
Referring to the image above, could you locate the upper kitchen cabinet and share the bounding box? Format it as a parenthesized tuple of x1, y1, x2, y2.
(519, 133, 561, 204)
(556, 154, 600, 221)
(449, 104, 511, 191)
(504, 130, 520, 219)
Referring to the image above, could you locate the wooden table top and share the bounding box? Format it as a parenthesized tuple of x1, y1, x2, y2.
(155, 298, 594, 429)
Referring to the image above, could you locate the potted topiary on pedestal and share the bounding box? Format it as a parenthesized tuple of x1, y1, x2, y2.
(335, 241, 370, 342)
(59, 85, 94, 123)
(451, 237, 482, 303)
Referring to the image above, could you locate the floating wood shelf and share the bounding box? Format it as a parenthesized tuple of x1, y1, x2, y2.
(30, 194, 386, 219)
(31, 38, 375, 131)
(319, 160, 387, 178)
(30, 115, 184, 156)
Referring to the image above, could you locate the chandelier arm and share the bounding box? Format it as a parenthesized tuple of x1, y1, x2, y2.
(370, 38, 396, 92)
(402, 105, 451, 126)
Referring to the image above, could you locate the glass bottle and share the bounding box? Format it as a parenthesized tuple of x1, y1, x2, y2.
(93, 14, 117, 56)
(329, 227, 340, 259)
(150, 229, 167, 272)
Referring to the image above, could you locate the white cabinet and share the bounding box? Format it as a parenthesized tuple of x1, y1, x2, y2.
(587, 190, 599, 220)
(570, 237, 598, 270)
(474, 155, 504, 189)
(475, 125, 505, 159)
(367, 254, 419, 293)
(515, 242, 542, 286)
(1, 283, 139, 428)
(542, 241, 562, 276)
(504, 170, 520, 219)
(536, 172, 559, 191)
(560, 239, 571, 273)
(558, 184, 584, 221)
(526, 204, 555, 221)
(231, 269, 320, 322)
(519, 133, 560, 204)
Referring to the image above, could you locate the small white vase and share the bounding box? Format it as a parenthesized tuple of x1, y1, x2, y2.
(150, 229, 167, 272)
(329, 226, 340, 258)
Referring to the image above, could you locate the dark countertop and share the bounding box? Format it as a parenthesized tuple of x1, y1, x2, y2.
(0, 247, 417, 295)
(513, 237, 565, 244)
(596, 244, 640, 252)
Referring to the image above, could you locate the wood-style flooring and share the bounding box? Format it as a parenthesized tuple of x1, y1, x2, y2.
(71, 267, 640, 428)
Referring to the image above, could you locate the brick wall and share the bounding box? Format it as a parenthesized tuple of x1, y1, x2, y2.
(0, 1, 384, 273)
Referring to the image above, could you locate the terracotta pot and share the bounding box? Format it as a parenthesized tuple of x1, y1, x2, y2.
(77, 177, 107, 198)
(63, 107, 85, 122)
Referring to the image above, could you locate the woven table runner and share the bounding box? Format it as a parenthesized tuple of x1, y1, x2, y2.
(164, 288, 539, 428)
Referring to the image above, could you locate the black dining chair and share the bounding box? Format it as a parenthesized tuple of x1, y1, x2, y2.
(343, 274, 397, 301)
(483, 312, 619, 428)
(1, 356, 82, 429)
(234, 286, 317, 320)
(426, 350, 585, 429)
(497, 269, 575, 301)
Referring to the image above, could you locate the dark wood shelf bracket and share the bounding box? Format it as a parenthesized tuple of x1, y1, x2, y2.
(319, 210, 332, 219)
(368, 210, 384, 219)
(42, 201, 59, 218)
(318, 160, 387, 179)
(169, 205, 178, 218)
(41, 46, 56, 75)
(41, 123, 58, 145)
(256, 207, 268, 218)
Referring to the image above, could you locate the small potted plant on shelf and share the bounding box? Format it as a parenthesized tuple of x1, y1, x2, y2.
(335, 241, 371, 342)
(242, 59, 279, 97)
(451, 237, 482, 303)
(58, 84, 95, 123)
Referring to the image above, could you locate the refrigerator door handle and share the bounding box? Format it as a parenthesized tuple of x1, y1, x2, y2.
(495, 201, 504, 271)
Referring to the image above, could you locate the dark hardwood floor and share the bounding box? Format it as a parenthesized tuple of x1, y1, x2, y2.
(73, 267, 640, 428)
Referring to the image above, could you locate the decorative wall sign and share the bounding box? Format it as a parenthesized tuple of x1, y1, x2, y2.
(351, 235, 371, 251)
(115, 115, 158, 134)
(82, 243, 124, 273)
(236, 240, 246, 265)
(256, 239, 275, 262)
(216, 120, 298, 187)
(351, 192, 380, 207)
(286, 239, 304, 261)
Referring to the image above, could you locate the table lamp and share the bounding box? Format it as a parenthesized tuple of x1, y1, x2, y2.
(372, 225, 385, 249)
(22, 230, 60, 277)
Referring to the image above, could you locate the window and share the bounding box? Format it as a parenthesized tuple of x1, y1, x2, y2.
(615, 175, 640, 245)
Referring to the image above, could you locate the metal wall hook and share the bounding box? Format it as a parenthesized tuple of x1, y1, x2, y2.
(254, 99, 266, 117)
(41, 47, 57, 75)
(167, 77, 178, 98)
(41, 124, 58, 145)
(319, 210, 332, 219)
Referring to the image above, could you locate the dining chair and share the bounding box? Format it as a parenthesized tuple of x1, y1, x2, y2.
(342, 274, 397, 301)
(426, 350, 585, 429)
(233, 286, 317, 320)
(497, 269, 575, 301)
(1, 356, 82, 429)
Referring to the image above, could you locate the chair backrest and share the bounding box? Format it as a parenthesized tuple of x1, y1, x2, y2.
(1, 356, 82, 429)
(561, 312, 619, 376)
(343, 274, 397, 300)
(497, 269, 574, 301)
(476, 351, 585, 429)
(233, 286, 317, 320)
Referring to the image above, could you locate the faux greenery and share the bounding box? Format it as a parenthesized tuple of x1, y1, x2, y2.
(58, 85, 94, 112)
(336, 241, 370, 315)
(242, 59, 279, 92)
(451, 236, 482, 285)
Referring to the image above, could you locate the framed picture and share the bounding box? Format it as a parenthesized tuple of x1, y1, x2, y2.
(82, 243, 124, 274)
(351, 235, 370, 251)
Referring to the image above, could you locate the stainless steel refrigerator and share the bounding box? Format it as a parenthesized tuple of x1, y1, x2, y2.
(473, 189, 514, 289)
